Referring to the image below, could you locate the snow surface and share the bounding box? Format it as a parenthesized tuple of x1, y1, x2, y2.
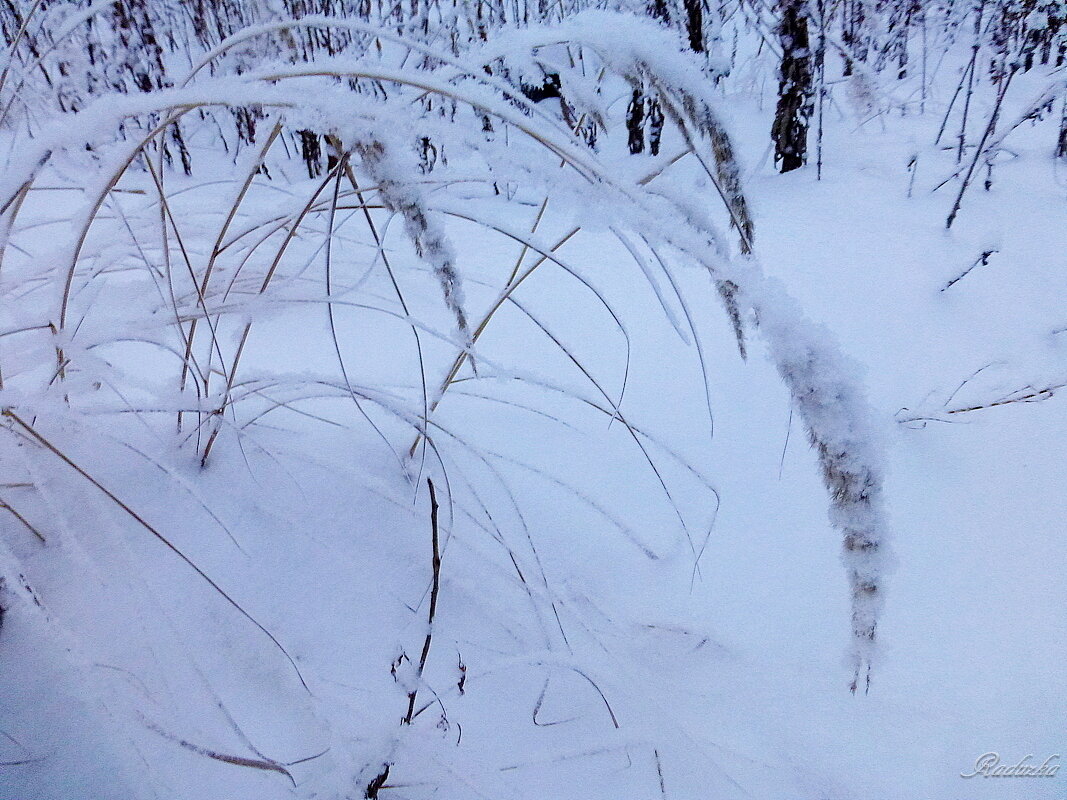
(0, 12, 1064, 800)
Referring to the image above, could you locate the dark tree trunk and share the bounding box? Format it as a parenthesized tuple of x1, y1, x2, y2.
(626, 89, 646, 154)
(683, 0, 704, 52)
(648, 0, 670, 23)
(842, 0, 868, 76)
(300, 130, 323, 178)
(772, 0, 814, 172)
(1057, 99, 1067, 158)
(648, 98, 665, 156)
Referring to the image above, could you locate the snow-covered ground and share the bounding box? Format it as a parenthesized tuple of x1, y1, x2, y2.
(0, 14, 1064, 799)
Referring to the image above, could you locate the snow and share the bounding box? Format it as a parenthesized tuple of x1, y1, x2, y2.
(0, 5, 1064, 800)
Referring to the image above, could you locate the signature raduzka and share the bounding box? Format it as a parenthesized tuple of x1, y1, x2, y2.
(961, 752, 1060, 778)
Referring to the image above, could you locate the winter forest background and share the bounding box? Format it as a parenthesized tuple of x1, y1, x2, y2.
(0, 0, 1063, 797)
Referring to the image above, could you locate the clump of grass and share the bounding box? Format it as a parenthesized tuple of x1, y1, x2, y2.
(0, 17, 893, 798)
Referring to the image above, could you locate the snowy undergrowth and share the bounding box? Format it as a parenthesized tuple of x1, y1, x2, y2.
(0, 5, 1062, 800)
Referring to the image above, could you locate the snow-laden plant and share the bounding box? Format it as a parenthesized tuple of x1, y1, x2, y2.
(0, 8, 890, 794)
